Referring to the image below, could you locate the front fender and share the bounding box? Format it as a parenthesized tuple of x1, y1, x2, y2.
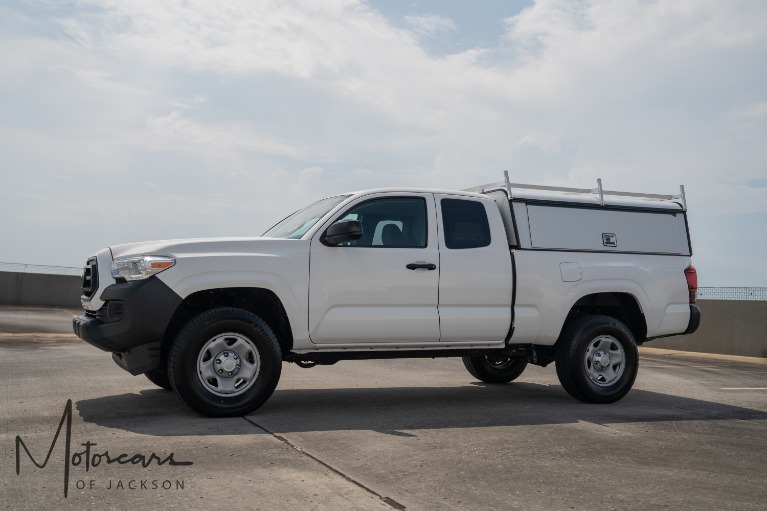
(156, 250, 310, 344)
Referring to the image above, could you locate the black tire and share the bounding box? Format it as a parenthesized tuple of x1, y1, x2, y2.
(462, 354, 528, 384)
(144, 368, 172, 390)
(555, 315, 638, 404)
(168, 307, 282, 417)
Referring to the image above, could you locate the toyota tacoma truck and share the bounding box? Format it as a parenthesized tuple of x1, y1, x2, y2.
(73, 172, 700, 417)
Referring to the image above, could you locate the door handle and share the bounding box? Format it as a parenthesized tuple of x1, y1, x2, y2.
(406, 263, 437, 271)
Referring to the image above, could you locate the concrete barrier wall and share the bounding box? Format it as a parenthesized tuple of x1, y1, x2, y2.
(0, 272, 81, 307)
(649, 300, 767, 358)
(0, 273, 765, 357)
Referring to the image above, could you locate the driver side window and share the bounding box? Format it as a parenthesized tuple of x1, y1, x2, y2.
(339, 197, 427, 248)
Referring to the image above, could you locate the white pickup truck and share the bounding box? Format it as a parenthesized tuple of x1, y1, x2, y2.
(73, 173, 700, 417)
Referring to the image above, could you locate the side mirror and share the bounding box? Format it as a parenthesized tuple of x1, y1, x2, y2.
(322, 220, 363, 246)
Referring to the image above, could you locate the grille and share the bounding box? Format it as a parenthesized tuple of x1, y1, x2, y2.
(81, 257, 99, 298)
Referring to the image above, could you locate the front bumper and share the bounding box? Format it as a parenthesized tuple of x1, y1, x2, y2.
(72, 277, 182, 374)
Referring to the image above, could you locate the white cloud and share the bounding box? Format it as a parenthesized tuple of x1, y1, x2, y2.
(404, 14, 458, 38)
(57, 16, 97, 48)
(50, 64, 148, 96)
(72, 0, 406, 79)
(143, 110, 319, 163)
(1, 0, 767, 284)
(516, 132, 563, 152)
(734, 101, 767, 120)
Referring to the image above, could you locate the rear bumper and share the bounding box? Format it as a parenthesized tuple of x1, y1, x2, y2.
(683, 304, 701, 335)
(72, 277, 182, 374)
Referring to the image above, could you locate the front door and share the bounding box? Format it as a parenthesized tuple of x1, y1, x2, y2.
(309, 193, 440, 345)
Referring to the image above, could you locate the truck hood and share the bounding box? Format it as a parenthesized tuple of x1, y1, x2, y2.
(110, 237, 299, 260)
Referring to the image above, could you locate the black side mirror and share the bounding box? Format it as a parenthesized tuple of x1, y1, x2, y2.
(322, 220, 363, 246)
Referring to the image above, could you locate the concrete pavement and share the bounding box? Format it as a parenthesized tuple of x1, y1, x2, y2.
(1, 307, 765, 510)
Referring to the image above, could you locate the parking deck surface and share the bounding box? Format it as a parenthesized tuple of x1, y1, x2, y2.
(1, 307, 765, 510)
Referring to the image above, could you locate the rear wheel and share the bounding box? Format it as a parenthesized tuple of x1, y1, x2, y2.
(555, 315, 638, 403)
(462, 354, 528, 384)
(169, 307, 282, 417)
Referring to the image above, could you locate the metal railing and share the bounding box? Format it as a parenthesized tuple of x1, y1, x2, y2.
(0, 261, 83, 277)
(697, 287, 767, 301)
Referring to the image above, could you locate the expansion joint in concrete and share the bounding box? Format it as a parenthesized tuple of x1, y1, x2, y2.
(242, 417, 406, 510)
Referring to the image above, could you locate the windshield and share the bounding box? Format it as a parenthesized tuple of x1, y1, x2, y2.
(262, 195, 350, 239)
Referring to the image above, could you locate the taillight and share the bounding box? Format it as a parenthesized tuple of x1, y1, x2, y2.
(684, 265, 698, 304)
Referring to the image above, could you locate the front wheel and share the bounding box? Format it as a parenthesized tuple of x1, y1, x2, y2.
(462, 354, 528, 383)
(168, 307, 282, 417)
(144, 368, 172, 390)
(555, 315, 638, 403)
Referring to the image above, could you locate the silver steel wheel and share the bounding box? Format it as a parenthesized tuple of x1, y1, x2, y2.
(197, 332, 261, 397)
(485, 354, 515, 369)
(584, 335, 625, 387)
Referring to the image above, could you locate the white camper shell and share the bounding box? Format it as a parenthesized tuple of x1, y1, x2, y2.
(470, 174, 691, 257)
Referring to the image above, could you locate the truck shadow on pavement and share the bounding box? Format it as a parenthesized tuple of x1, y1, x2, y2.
(75, 382, 767, 437)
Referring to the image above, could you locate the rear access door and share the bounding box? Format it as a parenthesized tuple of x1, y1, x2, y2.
(434, 194, 514, 343)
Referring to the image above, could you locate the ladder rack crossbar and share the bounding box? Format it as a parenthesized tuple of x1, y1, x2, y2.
(465, 181, 596, 195)
(464, 176, 685, 208)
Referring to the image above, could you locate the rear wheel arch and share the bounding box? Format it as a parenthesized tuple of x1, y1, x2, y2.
(559, 292, 647, 344)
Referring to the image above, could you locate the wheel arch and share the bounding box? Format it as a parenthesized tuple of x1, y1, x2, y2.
(162, 287, 294, 360)
(558, 292, 647, 344)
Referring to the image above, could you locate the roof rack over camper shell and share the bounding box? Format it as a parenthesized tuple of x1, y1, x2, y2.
(464, 171, 688, 211)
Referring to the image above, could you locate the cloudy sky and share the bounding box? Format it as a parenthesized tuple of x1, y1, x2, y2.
(1, 0, 766, 286)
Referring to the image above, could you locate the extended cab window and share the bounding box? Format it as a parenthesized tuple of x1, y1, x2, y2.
(340, 197, 427, 248)
(441, 198, 491, 249)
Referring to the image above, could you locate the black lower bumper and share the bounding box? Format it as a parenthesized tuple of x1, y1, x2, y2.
(111, 342, 163, 375)
(684, 304, 701, 335)
(72, 277, 182, 374)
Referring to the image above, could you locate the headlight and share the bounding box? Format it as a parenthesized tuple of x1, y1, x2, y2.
(111, 255, 175, 281)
